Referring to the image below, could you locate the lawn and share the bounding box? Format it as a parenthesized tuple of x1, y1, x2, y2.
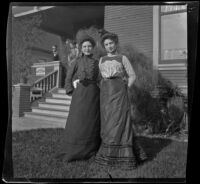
(12, 128, 188, 179)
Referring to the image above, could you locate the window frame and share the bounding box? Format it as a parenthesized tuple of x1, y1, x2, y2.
(159, 5, 188, 65)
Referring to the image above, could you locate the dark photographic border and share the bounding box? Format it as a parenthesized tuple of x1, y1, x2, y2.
(3, 1, 199, 183)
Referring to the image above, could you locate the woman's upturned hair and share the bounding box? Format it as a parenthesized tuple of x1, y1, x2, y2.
(100, 32, 119, 48)
(77, 34, 96, 48)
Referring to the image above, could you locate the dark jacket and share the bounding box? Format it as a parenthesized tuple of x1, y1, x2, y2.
(52, 53, 60, 61)
(64, 54, 100, 95)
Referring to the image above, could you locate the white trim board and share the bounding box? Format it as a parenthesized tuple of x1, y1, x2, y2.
(158, 64, 187, 70)
(13, 6, 55, 17)
(153, 6, 159, 68)
(31, 61, 61, 68)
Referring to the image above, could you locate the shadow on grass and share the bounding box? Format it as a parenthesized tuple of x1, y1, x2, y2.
(13, 129, 187, 179)
(137, 136, 172, 162)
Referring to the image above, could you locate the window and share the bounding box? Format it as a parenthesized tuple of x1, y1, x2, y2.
(160, 5, 187, 64)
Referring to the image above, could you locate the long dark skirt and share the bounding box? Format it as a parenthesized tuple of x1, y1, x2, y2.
(95, 78, 147, 168)
(58, 81, 101, 162)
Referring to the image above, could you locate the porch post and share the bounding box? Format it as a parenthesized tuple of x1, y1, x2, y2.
(153, 6, 160, 85)
(53, 61, 62, 88)
(153, 5, 159, 69)
(12, 84, 31, 117)
(32, 61, 63, 89)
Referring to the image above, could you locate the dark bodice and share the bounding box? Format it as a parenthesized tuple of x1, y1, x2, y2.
(65, 55, 99, 95)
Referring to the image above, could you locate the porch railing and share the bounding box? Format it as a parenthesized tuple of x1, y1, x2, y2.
(32, 70, 58, 95)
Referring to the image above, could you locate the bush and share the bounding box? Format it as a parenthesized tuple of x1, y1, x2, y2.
(166, 97, 185, 134)
(120, 44, 163, 134)
(157, 77, 185, 104)
(161, 83, 186, 135)
(120, 44, 186, 135)
(12, 14, 44, 85)
(121, 44, 157, 92)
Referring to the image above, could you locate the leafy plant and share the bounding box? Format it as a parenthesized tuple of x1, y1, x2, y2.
(119, 44, 162, 134)
(120, 44, 157, 92)
(165, 93, 185, 135)
(121, 44, 187, 135)
(12, 14, 45, 84)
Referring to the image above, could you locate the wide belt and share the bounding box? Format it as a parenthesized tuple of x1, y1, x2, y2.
(103, 76, 121, 80)
(80, 79, 97, 84)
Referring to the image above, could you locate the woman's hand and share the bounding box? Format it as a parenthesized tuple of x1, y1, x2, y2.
(73, 79, 80, 88)
(128, 75, 136, 88)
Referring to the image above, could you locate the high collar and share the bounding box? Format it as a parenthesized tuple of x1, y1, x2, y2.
(81, 53, 93, 59)
(107, 52, 118, 57)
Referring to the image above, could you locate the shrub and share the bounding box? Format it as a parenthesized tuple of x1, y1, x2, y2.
(165, 96, 185, 134)
(120, 44, 186, 135)
(120, 44, 158, 92)
(120, 44, 163, 134)
(160, 82, 186, 135)
(12, 14, 45, 85)
(157, 77, 184, 104)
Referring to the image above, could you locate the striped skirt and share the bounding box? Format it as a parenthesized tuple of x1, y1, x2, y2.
(95, 78, 147, 169)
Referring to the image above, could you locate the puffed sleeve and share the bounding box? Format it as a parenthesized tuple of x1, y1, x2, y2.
(64, 59, 78, 95)
(122, 55, 136, 79)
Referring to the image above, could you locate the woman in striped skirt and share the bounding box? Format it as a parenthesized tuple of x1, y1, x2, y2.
(95, 32, 147, 169)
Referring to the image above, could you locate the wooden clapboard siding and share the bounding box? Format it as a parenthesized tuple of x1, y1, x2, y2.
(159, 69, 187, 86)
(104, 5, 153, 59)
(160, 59, 187, 64)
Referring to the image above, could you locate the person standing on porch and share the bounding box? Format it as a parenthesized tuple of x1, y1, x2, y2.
(95, 32, 147, 169)
(65, 39, 79, 66)
(52, 45, 60, 61)
(55, 35, 101, 162)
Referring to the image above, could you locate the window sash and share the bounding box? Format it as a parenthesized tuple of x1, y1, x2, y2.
(160, 5, 187, 15)
(159, 5, 187, 63)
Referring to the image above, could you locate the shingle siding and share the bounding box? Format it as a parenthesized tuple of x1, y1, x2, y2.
(104, 5, 153, 59)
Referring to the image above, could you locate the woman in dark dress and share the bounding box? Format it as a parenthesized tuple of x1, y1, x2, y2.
(95, 32, 147, 169)
(56, 35, 101, 162)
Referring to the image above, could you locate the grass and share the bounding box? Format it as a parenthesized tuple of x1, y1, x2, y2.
(12, 128, 188, 179)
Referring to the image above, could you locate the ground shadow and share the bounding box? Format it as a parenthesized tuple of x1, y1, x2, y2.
(137, 136, 172, 162)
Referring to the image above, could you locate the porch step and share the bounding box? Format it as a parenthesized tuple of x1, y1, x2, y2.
(23, 88, 72, 123)
(57, 88, 67, 94)
(38, 102, 70, 111)
(32, 107, 69, 116)
(52, 93, 72, 99)
(24, 112, 68, 123)
(45, 97, 71, 105)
